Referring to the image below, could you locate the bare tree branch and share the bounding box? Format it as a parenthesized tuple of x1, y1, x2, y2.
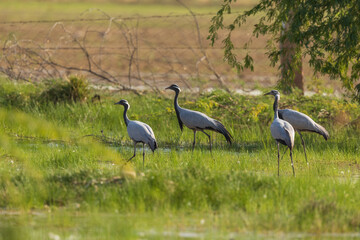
(176, 0, 229, 92)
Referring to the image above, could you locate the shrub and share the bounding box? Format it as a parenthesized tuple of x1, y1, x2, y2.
(38, 75, 89, 104)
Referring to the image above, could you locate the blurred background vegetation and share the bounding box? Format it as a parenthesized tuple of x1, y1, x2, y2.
(0, 0, 347, 97)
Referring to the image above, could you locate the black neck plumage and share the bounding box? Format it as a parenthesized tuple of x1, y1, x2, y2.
(173, 90, 183, 131)
(123, 105, 130, 126)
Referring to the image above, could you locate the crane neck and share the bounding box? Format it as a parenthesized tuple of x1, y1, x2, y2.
(273, 94, 279, 119)
(122, 105, 130, 126)
(173, 90, 184, 131)
(173, 90, 181, 110)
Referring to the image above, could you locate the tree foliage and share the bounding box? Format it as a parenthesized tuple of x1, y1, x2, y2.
(209, 0, 360, 99)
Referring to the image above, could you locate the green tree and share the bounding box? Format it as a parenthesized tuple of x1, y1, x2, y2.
(208, 0, 360, 99)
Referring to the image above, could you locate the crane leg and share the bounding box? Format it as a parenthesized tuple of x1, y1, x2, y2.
(142, 143, 145, 168)
(290, 149, 295, 177)
(201, 130, 211, 152)
(297, 131, 308, 164)
(128, 142, 137, 162)
(277, 142, 280, 177)
(192, 130, 197, 151)
(280, 147, 288, 162)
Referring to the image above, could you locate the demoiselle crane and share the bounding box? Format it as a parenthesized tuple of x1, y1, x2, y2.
(278, 109, 329, 163)
(165, 84, 232, 151)
(115, 99, 157, 167)
(265, 90, 296, 176)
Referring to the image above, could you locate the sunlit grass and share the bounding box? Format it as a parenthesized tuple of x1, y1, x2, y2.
(0, 79, 359, 238)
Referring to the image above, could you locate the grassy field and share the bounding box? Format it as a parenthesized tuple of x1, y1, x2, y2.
(0, 78, 359, 239)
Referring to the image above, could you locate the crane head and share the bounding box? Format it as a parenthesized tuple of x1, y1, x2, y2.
(264, 90, 280, 97)
(115, 99, 130, 108)
(165, 84, 181, 93)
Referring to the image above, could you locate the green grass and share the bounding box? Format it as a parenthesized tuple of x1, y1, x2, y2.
(0, 78, 360, 239)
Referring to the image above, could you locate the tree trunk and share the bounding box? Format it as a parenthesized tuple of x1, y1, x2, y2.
(280, 40, 304, 93)
(279, 17, 304, 94)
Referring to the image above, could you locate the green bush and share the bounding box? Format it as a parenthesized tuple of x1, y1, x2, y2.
(38, 75, 89, 104)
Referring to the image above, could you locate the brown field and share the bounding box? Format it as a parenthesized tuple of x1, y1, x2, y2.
(0, 0, 342, 92)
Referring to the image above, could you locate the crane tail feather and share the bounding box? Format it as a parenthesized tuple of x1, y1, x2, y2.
(148, 139, 158, 152)
(213, 120, 233, 144)
(315, 123, 329, 140)
(153, 140, 158, 151)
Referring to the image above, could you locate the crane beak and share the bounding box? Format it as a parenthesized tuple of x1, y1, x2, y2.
(114, 101, 122, 105)
(264, 91, 271, 96)
(165, 86, 171, 90)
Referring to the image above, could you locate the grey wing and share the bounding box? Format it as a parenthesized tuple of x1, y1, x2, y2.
(179, 109, 217, 129)
(270, 121, 287, 141)
(130, 121, 157, 151)
(283, 121, 295, 149)
(142, 122, 156, 140)
(279, 109, 329, 140)
(271, 119, 295, 149)
(278, 109, 315, 130)
(127, 121, 148, 142)
(178, 108, 232, 143)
